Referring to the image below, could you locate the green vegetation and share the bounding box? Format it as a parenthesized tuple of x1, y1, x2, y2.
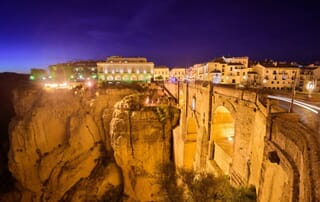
(158, 163, 256, 202)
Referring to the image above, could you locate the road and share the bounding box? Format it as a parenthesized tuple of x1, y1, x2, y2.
(267, 94, 320, 136)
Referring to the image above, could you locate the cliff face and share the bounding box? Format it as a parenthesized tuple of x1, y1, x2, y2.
(6, 87, 139, 201)
(0, 73, 29, 193)
(109, 94, 180, 201)
(5, 84, 180, 201)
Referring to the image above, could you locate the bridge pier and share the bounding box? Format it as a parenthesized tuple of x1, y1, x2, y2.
(167, 81, 320, 201)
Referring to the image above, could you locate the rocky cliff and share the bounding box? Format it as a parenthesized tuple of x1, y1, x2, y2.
(109, 93, 180, 201)
(3, 83, 180, 201)
(0, 73, 30, 194)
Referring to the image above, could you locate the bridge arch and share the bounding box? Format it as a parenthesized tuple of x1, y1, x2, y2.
(183, 117, 198, 169)
(208, 105, 235, 174)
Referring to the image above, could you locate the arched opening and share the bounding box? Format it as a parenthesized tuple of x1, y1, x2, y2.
(122, 74, 129, 81)
(131, 75, 137, 81)
(138, 74, 145, 81)
(114, 74, 122, 81)
(106, 75, 114, 81)
(209, 106, 234, 174)
(183, 117, 198, 170)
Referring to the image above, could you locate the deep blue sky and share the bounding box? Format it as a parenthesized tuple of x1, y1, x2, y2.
(1, 0, 319, 73)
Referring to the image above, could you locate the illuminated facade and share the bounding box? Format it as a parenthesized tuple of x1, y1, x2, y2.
(190, 57, 250, 85)
(97, 56, 154, 82)
(253, 62, 300, 90)
(48, 61, 98, 82)
(154, 66, 170, 81)
(222, 56, 249, 67)
(170, 67, 186, 81)
(298, 66, 319, 92)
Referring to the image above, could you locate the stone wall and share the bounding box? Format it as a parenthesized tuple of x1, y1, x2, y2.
(169, 82, 320, 201)
(260, 113, 320, 202)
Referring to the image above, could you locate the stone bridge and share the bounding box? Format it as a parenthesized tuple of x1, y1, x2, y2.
(165, 81, 320, 202)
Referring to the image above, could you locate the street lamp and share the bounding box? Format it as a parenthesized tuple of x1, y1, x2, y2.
(306, 81, 315, 98)
(288, 71, 297, 113)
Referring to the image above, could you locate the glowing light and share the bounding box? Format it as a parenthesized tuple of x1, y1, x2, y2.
(191, 97, 196, 111)
(29, 75, 35, 80)
(145, 97, 150, 105)
(306, 81, 315, 91)
(228, 136, 233, 141)
(44, 82, 70, 89)
(86, 81, 92, 87)
(267, 95, 319, 114)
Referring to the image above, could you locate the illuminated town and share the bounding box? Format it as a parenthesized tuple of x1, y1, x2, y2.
(30, 56, 319, 95)
(6, 55, 316, 202)
(1, 0, 320, 201)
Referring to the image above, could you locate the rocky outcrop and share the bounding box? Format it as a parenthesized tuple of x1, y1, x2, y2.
(109, 93, 180, 201)
(5, 83, 180, 202)
(6, 87, 140, 201)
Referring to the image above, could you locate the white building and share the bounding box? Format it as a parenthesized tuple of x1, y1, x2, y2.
(190, 57, 250, 85)
(97, 56, 154, 82)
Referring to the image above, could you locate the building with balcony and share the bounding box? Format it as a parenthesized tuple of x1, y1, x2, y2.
(97, 56, 154, 83)
(253, 62, 300, 90)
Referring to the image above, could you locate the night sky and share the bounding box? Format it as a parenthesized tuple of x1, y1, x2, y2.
(1, 0, 319, 73)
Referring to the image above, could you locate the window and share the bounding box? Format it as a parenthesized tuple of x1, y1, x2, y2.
(237, 72, 240, 76)
(232, 79, 236, 83)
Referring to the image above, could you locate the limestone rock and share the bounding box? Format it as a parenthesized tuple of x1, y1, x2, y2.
(110, 93, 180, 201)
(8, 89, 125, 201)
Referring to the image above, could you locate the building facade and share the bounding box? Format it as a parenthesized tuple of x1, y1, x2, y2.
(170, 67, 186, 81)
(97, 56, 154, 83)
(253, 62, 300, 90)
(48, 60, 98, 82)
(154, 66, 170, 81)
(189, 57, 250, 85)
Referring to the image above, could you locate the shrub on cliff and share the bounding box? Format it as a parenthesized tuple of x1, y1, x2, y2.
(157, 162, 256, 202)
